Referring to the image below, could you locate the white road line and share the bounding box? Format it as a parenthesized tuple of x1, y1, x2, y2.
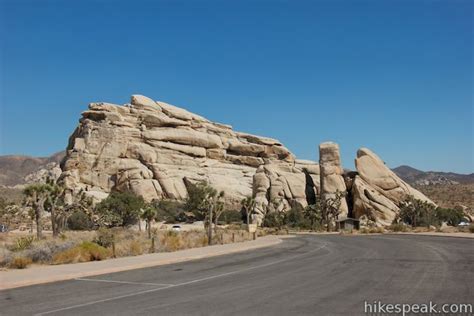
(35, 242, 327, 316)
(75, 278, 174, 287)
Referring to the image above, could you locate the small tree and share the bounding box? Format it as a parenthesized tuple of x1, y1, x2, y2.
(321, 191, 345, 232)
(435, 207, 464, 226)
(263, 198, 287, 230)
(304, 203, 323, 231)
(141, 205, 158, 239)
(185, 182, 225, 245)
(241, 196, 256, 225)
(398, 196, 438, 228)
(212, 194, 226, 230)
(23, 184, 51, 239)
(43, 178, 65, 237)
(95, 192, 145, 228)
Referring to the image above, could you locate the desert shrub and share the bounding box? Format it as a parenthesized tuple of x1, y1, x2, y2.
(9, 256, 32, 269)
(360, 227, 384, 234)
(0, 247, 13, 267)
(95, 192, 145, 227)
(152, 199, 185, 223)
(93, 228, 115, 248)
(389, 223, 408, 232)
(359, 228, 369, 234)
(53, 247, 82, 264)
(67, 210, 94, 231)
(285, 207, 310, 229)
(435, 207, 464, 226)
(129, 240, 143, 256)
(53, 241, 110, 264)
(161, 231, 183, 251)
(370, 227, 384, 234)
(219, 210, 242, 224)
(263, 212, 285, 229)
(80, 241, 110, 260)
(469, 225, 474, 233)
(25, 240, 77, 263)
(8, 235, 35, 252)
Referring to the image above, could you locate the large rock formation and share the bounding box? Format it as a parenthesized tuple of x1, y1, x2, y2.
(252, 161, 317, 224)
(59, 94, 435, 226)
(352, 148, 435, 225)
(319, 142, 349, 218)
(59, 95, 298, 210)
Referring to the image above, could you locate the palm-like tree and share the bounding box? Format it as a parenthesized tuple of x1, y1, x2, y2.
(141, 205, 157, 239)
(241, 197, 256, 225)
(23, 184, 51, 239)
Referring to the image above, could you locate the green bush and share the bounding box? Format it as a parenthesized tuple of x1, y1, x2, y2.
(435, 207, 464, 226)
(95, 192, 145, 227)
(285, 207, 310, 229)
(263, 212, 282, 228)
(67, 210, 94, 230)
(153, 199, 185, 223)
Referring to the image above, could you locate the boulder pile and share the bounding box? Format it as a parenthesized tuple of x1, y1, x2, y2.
(60, 95, 434, 226)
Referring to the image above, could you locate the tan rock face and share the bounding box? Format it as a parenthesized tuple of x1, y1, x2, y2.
(319, 142, 349, 218)
(60, 95, 298, 210)
(353, 148, 436, 225)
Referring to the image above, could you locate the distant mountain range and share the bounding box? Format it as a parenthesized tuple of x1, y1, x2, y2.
(0, 151, 65, 187)
(0, 152, 472, 187)
(392, 165, 474, 186)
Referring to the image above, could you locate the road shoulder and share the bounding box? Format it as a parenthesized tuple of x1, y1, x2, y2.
(0, 235, 282, 290)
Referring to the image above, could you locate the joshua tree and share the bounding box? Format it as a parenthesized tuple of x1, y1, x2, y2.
(43, 178, 65, 237)
(23, 184, 51, 239)
(303, 203, 323, 231)
(305, 191, 345, 232)
(267, 198, 287, 230)
(141, 205, 158, 239)
(241, 196, 256, 225)
(202, 189, 225, 245)
(322, 190, 345, 232)
(399, 195, 437, 228)
(212, 195, 226, 231)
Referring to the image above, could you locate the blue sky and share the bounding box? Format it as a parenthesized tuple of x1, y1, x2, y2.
(0, 0, 472, 173)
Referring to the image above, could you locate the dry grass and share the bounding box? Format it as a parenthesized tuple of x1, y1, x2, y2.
(53, 241, 111, 264)
(360, 227, 385, 234)
(0, 227, 255, 269)
(9, 256, 32, 269)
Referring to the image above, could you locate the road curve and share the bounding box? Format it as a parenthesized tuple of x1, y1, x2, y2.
(1, 235, 472, 315)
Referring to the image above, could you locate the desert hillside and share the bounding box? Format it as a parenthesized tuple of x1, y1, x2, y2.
(392, 165, 474, 186)
(0, 151, 65, 186)
(414, 183, 474, 210)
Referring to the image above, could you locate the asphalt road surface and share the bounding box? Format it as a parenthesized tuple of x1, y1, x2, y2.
(1, 235, 472, 315)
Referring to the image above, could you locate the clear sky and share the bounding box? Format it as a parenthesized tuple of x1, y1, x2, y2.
(0, 0, 472, 173)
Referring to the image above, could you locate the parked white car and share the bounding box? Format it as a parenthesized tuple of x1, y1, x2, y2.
(171, 225, 182, 232)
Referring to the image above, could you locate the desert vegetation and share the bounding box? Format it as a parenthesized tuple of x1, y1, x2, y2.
(415, 183, 474, 210)
(261, 191, 346, 232)
(0, 180, 259, 269)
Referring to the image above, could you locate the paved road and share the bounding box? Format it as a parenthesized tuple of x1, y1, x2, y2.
(1, 235, 472, 315)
